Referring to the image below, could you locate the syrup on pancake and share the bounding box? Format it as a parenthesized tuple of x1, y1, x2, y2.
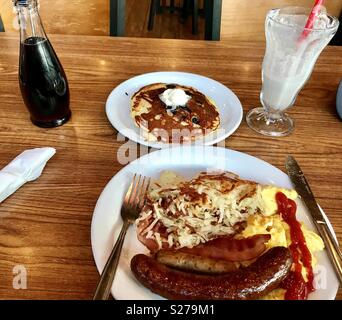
(131, 83, 220, 143)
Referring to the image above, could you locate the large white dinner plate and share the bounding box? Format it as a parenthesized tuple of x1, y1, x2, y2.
(105, 72, 243, 148)
(91, 146, 339, 300)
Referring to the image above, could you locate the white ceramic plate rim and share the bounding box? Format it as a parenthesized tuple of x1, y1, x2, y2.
(105, 71, 243, 149)
(91, 146, 339, 300)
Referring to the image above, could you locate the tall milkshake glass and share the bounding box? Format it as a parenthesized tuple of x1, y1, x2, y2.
(246, 6, 339, 137)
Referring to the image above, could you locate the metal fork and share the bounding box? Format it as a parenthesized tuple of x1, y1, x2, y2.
(93, 174, 151, 300)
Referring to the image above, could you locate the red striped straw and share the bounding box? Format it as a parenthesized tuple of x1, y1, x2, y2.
(298, 0, 324, 42)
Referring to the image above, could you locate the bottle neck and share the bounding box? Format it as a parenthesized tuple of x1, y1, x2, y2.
(15, 0, 47, 43)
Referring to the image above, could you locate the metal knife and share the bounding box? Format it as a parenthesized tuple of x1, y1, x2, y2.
(286, 156, 342, 286)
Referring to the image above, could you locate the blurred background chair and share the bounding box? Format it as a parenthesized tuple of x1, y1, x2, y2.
(0, 0, 340, 42)
(182, 0, 199, 35)
(148, 0, 199, 35)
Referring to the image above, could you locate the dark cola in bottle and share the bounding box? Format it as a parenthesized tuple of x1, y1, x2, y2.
(15, 0, 71, 127)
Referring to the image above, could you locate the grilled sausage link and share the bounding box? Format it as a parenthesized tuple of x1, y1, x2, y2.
(156, 250, 238, 274)
(131, 246, 292, 300)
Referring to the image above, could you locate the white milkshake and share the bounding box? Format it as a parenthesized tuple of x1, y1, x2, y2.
(261, 9, 336, 112)
(247, 6, 339, 136)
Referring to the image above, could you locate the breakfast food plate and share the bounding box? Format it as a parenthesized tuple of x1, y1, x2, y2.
(105, 72, 243, 148)
(91, 146, 339, 300)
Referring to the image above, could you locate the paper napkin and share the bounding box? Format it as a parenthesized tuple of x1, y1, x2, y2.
(0, 147, 56, 203)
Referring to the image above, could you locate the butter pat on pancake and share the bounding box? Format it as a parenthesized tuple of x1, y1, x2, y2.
(131, 83, 220, 143)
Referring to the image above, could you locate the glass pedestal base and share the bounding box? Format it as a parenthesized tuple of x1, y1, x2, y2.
(246, 107, 294, 137)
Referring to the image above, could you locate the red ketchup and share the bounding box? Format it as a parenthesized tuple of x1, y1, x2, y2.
(276, 192, 315, 300)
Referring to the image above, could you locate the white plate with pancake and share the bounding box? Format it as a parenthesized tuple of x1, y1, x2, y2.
(91, 146, 339, 300)
(105, 72, 243, 148)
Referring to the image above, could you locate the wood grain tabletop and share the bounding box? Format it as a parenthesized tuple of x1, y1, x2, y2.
(0, 33, 341, 300)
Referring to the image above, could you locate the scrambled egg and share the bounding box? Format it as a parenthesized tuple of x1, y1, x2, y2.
(242, 210, 324, 263)
(261, 288, 287, 300)
(151, 170, 184, 189)
(242, 196, 324, 300)
(261, 186, 298, 216)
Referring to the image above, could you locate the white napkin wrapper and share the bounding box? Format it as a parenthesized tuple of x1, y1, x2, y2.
(0, 147, 56, 203)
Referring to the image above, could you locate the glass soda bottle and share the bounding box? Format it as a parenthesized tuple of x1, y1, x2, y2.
(14, 0, 71, 127)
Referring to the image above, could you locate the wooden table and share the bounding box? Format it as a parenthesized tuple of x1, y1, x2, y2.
(0, 33, 341, 300)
